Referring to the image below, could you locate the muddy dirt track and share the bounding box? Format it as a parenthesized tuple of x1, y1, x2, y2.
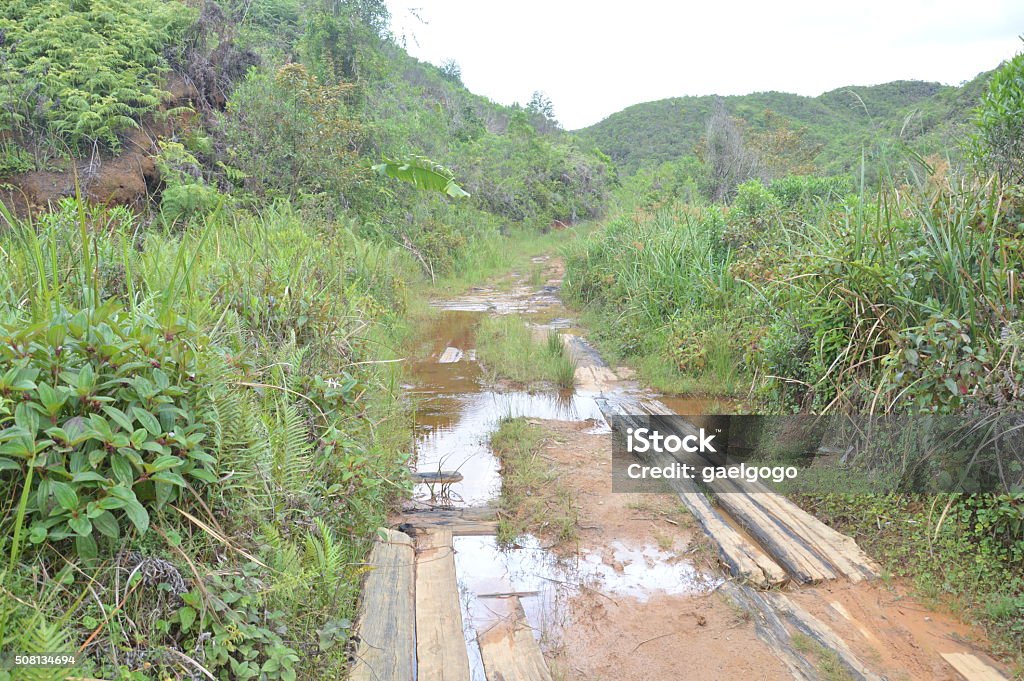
(393, 257, 1009, 681)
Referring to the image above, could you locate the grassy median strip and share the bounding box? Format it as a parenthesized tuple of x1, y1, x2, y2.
(476, 316, 576, 389)
(491, 418, 578, 546)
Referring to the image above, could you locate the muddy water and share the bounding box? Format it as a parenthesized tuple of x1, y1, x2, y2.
(407, 282, 722, 680)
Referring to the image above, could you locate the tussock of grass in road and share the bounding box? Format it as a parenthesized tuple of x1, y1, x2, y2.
(476, 316, 576, 389)
(491, 418, 577, 546)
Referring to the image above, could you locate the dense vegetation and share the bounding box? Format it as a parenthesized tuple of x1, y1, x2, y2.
(0, 0, 610, 678)
(576, 75, 991, 184)
(1, 0, 1022, 674)
(563, 49, 1024, 661)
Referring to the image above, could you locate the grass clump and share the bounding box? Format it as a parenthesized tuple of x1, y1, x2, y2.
(476, 317, 576, 390)
(491, 418, 577, 547)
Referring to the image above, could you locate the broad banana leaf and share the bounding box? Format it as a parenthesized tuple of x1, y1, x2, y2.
(372, 156, 470, 198)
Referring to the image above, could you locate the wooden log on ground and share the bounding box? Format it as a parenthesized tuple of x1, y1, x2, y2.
(477, 596, 553, 681)
(398, 504, 499, 536)
(764, 591, 883, 681)
(412, 470, 465, 485)
(416, 528, 472, 681)
(349, 529, 416, 681)
(940, 652, 1009, 681)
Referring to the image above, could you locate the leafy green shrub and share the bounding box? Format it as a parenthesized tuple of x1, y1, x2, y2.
(971, 47, 1024, 183)
(0, 0, 192, 149)
(219, 63, 369, 203)
(731, 179, 780, 225)
(0, 301, 223, 560)
(0, 142, 35, 175)
(768, 174, 851, 207)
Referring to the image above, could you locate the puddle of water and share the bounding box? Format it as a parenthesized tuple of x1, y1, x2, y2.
(454, 535, 722, 681)
(413, 390, 607, 505)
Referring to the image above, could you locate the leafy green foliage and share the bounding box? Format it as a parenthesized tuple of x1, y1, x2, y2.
(0, 302, 222, 552)
(373, 155, 470, 197)
(219, 63, 368, 202)
(971, 48, 1024, 183)
(0, 0, 192, 149)
(577, 76, 992, 180)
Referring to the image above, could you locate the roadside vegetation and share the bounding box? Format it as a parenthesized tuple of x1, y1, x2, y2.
(491, 418, 577, 547)
(0, 0, 610, 678)
(563, 47, 1024, 663)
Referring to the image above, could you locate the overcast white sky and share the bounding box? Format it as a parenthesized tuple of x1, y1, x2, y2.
(385, 1, 1024, 130)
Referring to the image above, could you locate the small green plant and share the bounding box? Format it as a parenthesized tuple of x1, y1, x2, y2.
(0, 301, 222, 561)
(491, 418, 577, 546)
(970, 45, 1024, 183)
(0, 143, 35, 175)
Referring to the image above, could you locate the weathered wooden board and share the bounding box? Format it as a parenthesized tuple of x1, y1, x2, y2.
(416, 528, 472, 681)
(720, 582, 817, 681)
(399, 504, 499, 536)
(477, 597, 553, 681)
(941, 653, 1009, 681)
(765, 591, 883, 681)
(439, 347, 464, 364)
(349, 529, 416, 681)
(412, 470, 465, 485)
(676, 489, 788, 586)
(638, 398, 879, 584)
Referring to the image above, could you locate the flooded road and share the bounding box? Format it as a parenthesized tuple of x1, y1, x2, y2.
(403, 266, 727, 680)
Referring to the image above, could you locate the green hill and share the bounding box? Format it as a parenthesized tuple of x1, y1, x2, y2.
(576, 73, 993, 176)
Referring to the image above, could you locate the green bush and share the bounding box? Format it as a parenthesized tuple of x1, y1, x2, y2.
(0, 0, 192, 149)
(971, 47, 1024, 183)
(0, 301, 224, 560)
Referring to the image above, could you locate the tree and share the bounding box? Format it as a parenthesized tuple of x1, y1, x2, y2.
(527, 90, 558, 131)
(971, 48, 1024, 183)
(439, 59, 462, 85)
(698, 98, 760, 202)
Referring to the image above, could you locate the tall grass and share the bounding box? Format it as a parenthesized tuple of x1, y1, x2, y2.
(475, 316, 576, 390)
(564, 162, 1023, 412)
(0, 198, 418, 679)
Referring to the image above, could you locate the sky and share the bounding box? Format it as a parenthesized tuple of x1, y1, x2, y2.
(384, 0, 1024, 130)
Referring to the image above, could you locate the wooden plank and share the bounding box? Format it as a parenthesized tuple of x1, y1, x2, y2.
(439, 347, 464, 364)
(720, 582, 817, 681)
(349, 529, 416, 681)
(941, 653, 1008, 681)
(416, 528, 472, 681)
(764, 592, 883, 681)
(677, 489, 788, 587)
(399, 504, 499, 536)
(639, 398, 879, 584)
(412, 471, 465, 485)
(477, 597, 553, 681)
(713, 481, 838, 584)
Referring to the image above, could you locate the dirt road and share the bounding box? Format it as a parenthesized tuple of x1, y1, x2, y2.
(391, 255, 1008, 681)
